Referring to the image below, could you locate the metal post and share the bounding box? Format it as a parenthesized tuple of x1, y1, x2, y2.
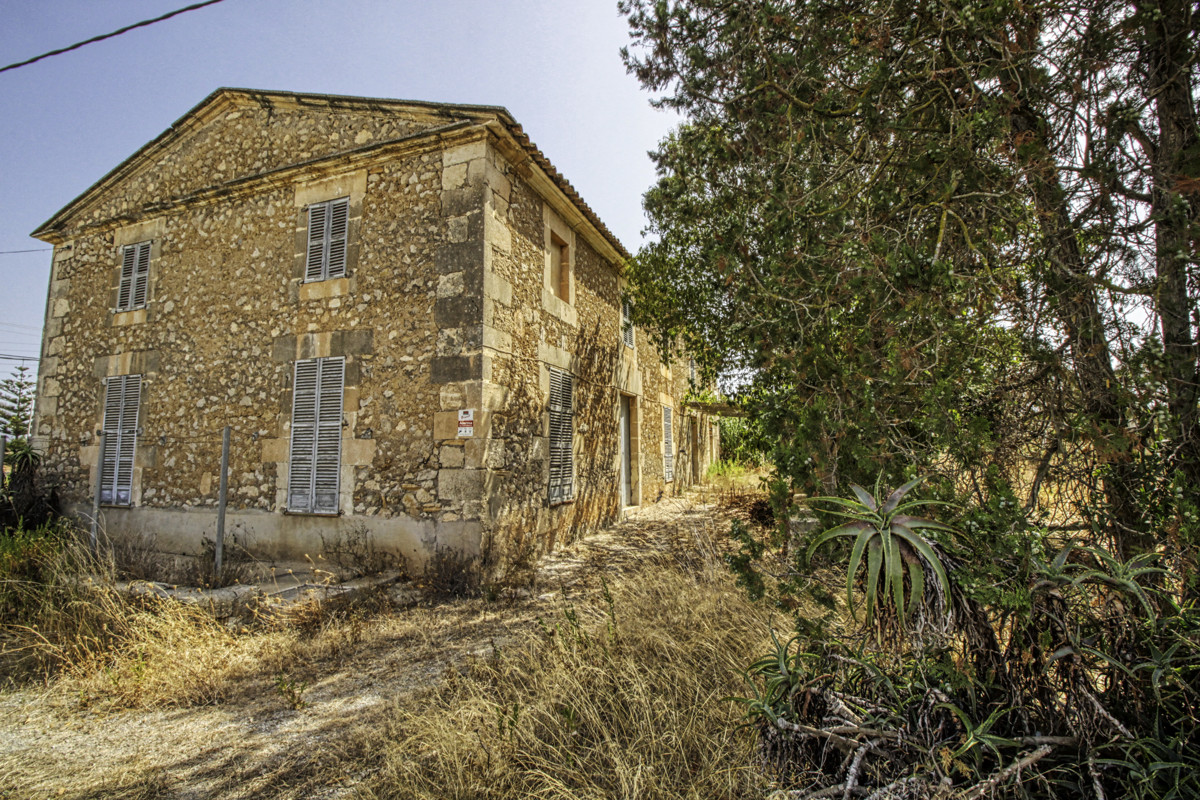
(215, 425, 230, 578)
(91, 431, 105, 556)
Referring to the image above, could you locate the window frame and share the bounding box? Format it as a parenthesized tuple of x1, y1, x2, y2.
(663, 405, 674, 482)
(117, 241, 151, 312)
(621, 298, 635, 348)
(304, 197, 350, 283)
(548, 367, 575, 505)
(100, 374, 142, 506)
(287, 356, 345, 515)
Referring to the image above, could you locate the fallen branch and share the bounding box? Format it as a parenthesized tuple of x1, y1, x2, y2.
(958, 745, 1054, 799)
(775, 717, 891, 757)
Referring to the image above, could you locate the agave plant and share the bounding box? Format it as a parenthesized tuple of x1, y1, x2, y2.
(806, 477, 953, 624)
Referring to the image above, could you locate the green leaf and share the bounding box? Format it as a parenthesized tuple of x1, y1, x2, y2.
(850, 484, 877, 512)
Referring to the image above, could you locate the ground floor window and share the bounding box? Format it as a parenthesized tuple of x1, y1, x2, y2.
(100, 374, 141, 506)
(548, 367, 574, 505)
(663, 405, 674, 482)
(287, 356, 344, 514)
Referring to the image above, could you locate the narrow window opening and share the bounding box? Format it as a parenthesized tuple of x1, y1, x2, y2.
(548, 368, 575, 504)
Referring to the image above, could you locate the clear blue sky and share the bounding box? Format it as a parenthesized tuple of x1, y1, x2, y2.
(0, 0, 676, 380)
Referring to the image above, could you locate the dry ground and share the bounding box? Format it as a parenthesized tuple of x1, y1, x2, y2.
(0, 494, 767, 800)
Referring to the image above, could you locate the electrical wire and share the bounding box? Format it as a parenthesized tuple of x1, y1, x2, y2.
(0, 248, 52, 255)
(0, 0, 233, 74)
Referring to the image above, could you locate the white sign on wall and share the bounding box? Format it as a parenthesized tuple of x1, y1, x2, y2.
(457, 408, 475, 438)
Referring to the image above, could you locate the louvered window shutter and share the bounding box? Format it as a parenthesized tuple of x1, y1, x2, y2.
(313, 358, 345, 512)
(117, 246, 136, 310)
(327, 198, 349, 278)
(132, 241, 151, 308)
(288, 357, 344, 513)
(118, 242, 151, 311)
(548, 368, 574, 504)
(305, 203, 328, 282)
(305, 198, 350, 282)
(622, 299, 634, 348)
(100, 375, 141, 505)
(663, 405, 674, 481)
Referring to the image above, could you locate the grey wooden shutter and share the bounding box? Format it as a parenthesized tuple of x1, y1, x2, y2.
(305, 198, 350, 282)
(327, 198, 349, 278)
(663, 405, 674, 481)
(287, 357, 344, 513)
(100, 375, 141, 505)
(548, 368, 574, 504)
(305, 203, 329, 282)
(132, 241, 151, 308)
(117, 246, 136, 310)
(287, 359, 318, 511)
(622, 299, 634, 348)
(313, 358, 345, 513)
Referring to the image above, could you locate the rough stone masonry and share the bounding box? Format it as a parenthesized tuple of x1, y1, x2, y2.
(29, 88, 718, 571)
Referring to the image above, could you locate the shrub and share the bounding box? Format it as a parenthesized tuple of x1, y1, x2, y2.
(735, 481, 1200, 799)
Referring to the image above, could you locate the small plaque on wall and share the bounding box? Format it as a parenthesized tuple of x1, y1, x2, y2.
(457, 409, 475, 438)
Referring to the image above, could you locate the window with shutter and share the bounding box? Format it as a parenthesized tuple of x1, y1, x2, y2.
(548, 368, 575, 505)
(305, 197, 350, 282)
(100, 374, 141, 505)
(117, 241, 151, 311)
(287, 357, 345, 514)
(663, 405, 674, 482)
(621, 299, 634, 348)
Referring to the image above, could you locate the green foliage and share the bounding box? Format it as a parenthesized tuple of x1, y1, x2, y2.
(620, 0, 1200, 562)
(806, 478, 953, 625)
(717, 416, 768, 467)
(0, 364, 35, 441)
(734, 533, 1200, 798)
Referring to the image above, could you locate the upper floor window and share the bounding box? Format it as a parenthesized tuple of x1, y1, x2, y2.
(118, 241, 151, 311)
(621, 298, 634, 348)
(305, 197, 350, 282)
(549, 232, 570, 302)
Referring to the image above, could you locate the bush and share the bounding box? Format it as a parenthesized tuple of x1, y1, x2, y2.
(735, 482, 1200, 799)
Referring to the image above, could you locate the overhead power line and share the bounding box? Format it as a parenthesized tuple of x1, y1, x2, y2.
(0, 248, 52, 255)
(0, 0, 232, 74)
(0, 354, 39, 362)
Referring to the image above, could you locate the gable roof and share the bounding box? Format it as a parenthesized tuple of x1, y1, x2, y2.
(32, 88, 630, 261)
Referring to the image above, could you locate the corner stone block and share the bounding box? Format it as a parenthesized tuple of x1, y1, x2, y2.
(434, 296, 483, 327)
(443, 140, 488, 168)
(433, 411, 462, 441)
(442, 162, 468, 190)
(431, 355, 482, 384)
(437, 239, 485, 276)
(437, 468, 485, 503)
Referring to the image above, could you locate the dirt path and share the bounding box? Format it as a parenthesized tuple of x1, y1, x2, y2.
(0, 496, 734, 800)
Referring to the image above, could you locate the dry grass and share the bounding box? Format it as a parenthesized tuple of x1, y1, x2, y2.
(2, 496, 791, 799)
(358, 560, 778, 800)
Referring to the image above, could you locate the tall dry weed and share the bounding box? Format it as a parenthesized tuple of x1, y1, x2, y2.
(361, 564, 777, 800)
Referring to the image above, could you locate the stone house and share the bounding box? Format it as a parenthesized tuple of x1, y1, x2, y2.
(29, 88, 718, 569)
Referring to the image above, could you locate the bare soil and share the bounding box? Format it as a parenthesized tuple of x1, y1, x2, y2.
(0, 496, 739, 800)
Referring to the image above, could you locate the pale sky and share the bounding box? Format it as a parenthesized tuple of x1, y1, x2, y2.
(0, 0, 676, 380)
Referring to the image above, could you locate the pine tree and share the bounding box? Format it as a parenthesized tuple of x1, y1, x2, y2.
(0, 364, 35, 441)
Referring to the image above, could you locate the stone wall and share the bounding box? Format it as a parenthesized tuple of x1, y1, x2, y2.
(32, 98, 497, 563)
(30, 89, 717, 571)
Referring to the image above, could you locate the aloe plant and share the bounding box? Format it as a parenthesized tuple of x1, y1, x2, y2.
(806, 477, 953, 624)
